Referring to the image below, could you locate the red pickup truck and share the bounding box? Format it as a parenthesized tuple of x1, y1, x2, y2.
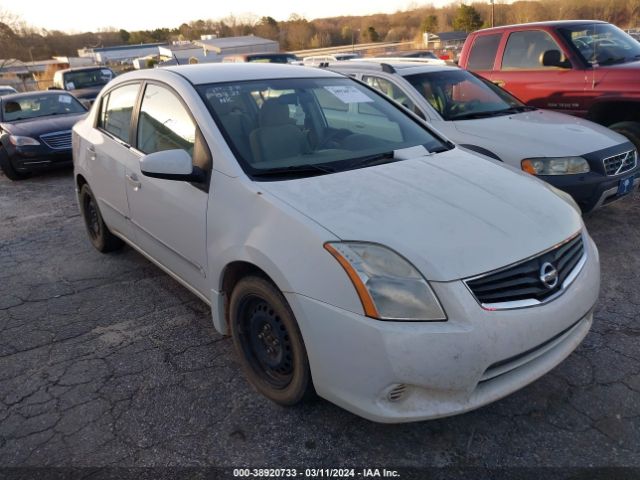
(458, 20, 640, 150)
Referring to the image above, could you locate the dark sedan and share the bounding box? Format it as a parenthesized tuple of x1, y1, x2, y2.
(0, 91, 87, 180)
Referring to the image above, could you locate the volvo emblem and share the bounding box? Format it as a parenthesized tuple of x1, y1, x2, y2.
(539, 262, 559, 290)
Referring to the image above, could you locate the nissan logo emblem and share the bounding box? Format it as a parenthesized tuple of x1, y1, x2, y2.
(539, 262, 559, 290)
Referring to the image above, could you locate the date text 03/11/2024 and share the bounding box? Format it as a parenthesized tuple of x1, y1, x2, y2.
(232, 469, 401, 478)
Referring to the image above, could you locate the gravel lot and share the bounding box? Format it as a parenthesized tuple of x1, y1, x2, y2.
(0, 167, 639, 468)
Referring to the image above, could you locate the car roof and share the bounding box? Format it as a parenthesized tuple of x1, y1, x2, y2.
(110, 63, 343, 86)
(0, 90, 75, 101)
(325, 60, 460, 76)
(56, 66, 112, 74)
(472, 19, 607, 34)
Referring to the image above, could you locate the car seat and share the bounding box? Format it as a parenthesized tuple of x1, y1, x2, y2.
(249, 98, 310, 164)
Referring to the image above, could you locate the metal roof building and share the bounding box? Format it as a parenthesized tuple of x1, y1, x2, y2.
(194, 35, 278, 56)
(78, 43, 167, 64)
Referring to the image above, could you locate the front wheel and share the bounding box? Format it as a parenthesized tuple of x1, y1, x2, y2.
(78, 184, 124, 253)
(0, 147, 30, 181)
(230, 276, 314, 406)
(609, 121, 640, 153)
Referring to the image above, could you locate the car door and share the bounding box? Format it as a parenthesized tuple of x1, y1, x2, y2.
(89, 82, 141, 239)
(126, 82, 211, 297)
(493, 29, 589, 116)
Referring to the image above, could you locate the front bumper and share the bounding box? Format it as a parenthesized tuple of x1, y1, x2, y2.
(286, 234, 600, 423)
(5, 144, 72, 173)
(543, 165, 640, 213)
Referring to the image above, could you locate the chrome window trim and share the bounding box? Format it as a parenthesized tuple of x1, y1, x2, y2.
(463, 230, 586, 311)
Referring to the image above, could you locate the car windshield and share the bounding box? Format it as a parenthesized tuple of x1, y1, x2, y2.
(198, 77, 450, 180)
(559, 23, 640, 66)
(63, 68, 113, 90)
(404, 69, 526, 121)
(2, 93, 86, 122)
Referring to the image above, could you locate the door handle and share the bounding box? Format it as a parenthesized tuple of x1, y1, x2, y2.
(87, 145, 96, 161)
(354, 122, 365, 128)
(126, 173, 141, 191)
(492, 79, 506, 88)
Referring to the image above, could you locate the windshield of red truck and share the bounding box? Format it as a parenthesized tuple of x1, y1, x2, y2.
(559, 23, 640, 66)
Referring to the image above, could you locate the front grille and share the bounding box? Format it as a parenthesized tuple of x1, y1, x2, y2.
(603, 150, 637, 176)
(40, 131, 72, 150)
(466, 233, 584, 307)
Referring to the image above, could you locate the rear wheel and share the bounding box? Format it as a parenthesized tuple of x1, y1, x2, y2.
(609, 121, 640, 152)
(79, 184, 124, 253)
(0, 146, 30, 181)
(230, 276, 314, 406)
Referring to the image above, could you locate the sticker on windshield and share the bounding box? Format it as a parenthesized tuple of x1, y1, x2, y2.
(207, 86, 241, 104)
(59, 95, 72, 104)
(323, 86, 373, 104)
(66, 82, 75, 90)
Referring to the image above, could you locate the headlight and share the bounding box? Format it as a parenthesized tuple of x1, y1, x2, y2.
(9, 135, 40, 147)
(521, 156, 590, 175)
(324, 242, 446, 321)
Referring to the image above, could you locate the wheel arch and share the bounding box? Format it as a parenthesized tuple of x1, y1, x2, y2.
(217, 260, 283, 334)
(587, 100, 640, 126)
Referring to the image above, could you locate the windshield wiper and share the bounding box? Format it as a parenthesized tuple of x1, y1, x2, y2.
(450, 105, 536, 120)
(598, 56, 627, 65)
(345, 151, 396, 169)
(251, 163, 336, 179)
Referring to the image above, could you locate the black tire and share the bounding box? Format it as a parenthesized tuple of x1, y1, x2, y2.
(0, 146, 30, 181)
(609, 121, 640, 152)
(230, 276, 314, 406)
(78, 184, 124, 253)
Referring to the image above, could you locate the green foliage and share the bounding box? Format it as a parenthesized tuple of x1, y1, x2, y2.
(119, 29, 130, 43)
(421, 15, 438, 33)
(453, 4, 483, 32)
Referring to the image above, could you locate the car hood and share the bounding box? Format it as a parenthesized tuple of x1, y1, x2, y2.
(449, 109, 625, 163)
(1, 113, 87, 137)
(260, 148, 583, 281)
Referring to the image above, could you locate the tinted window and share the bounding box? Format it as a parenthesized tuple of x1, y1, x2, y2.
(502, 30, 564, 70)
(467, 34, 502, 70)
(63, 68, 113, 90)
(99, 83, 139, 143)
(363, 76, 416, 112)
(137, 84, 196, 156)
(404, 70, 523, 120)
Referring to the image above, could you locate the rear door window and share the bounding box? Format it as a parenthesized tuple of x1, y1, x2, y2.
(98, 83, 140, 143)
(467, 33, 502, 70)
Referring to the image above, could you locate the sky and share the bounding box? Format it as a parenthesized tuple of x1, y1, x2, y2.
(3, 0, 454, 32)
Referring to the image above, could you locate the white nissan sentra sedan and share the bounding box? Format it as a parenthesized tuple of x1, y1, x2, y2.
(72, 64, 600, 423)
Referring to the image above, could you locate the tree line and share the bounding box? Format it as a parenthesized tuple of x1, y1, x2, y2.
(1, 0, 640, 63)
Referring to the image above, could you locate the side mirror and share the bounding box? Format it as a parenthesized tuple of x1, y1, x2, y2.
(140, 149, 206, 183)
(541, 50, 570, 68)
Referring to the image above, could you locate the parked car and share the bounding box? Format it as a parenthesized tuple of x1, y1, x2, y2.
(51, 66, 115, 106)
(326, 61, 639, 213)
(73, 63, 599, 423)
(222, 53, 300, 64)
(458, 20, 640, 150)
(0, 86, 18, 96)
(0, 91, 87, 180)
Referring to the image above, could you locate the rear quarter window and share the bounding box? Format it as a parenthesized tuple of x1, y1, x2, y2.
(467, 33, 502, 71)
